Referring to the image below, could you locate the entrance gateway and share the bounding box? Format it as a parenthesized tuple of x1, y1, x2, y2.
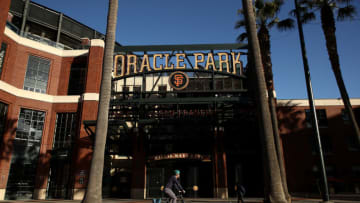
(85, 43, 264, 198)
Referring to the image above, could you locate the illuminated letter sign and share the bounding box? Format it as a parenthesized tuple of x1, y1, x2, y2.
(113, 52, 243, 78)
(168, 71, 189, 90)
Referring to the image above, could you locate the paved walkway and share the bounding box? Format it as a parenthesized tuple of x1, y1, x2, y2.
(0, 197, 359, 203)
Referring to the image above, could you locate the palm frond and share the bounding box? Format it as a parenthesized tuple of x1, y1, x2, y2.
(289, 9, 297, 17)
(337, 5, 356, 20)
(235, 20, 247, 29)
(268, 17, 279, 29)
(255, 0, 265, 10)
(299, 0, 316, 9)
(277, 18, 295, 31)
(302, 12, 316, 23)
(262, 2, 279, 18)
(237, 33, 248, 42)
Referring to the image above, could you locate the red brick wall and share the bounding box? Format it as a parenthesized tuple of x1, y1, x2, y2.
(0, 0, 11, 43)
(85, 46, 104, 93)
(278, 104, 360, 193)
(0, 26, 104, 194)
(0, 35, 75, 95)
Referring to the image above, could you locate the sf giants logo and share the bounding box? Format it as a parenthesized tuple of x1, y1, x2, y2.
(169, 71, 189, 90)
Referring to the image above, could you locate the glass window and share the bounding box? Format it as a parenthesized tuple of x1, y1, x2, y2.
(309, 134, 333, 155)
(305, 109, 328, 128)
(67, 63, 86, 95)
(53, 113, 77, 150)
(123, 86, 129, 99)
(347, 135, 360, 152)
(133, 86, 141, 99)
(0, 43, 8, 78)
(6, 108, 45, 199)
(16, 108, 45, 142)
(158, 85, 167, 98)
(23, 55, 51, 94)
(341, 109, 350, 124)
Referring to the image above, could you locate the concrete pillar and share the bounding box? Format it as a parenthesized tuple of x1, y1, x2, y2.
(131, 127, 147, 199)
(213, 126, 228, 199)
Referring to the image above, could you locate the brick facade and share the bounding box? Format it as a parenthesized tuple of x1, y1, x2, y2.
(0, 4, 104, 198)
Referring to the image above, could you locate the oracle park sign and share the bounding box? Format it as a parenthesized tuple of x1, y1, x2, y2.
(112, 43, 248, 89)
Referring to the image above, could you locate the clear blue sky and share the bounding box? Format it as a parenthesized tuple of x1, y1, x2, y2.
(32, 0, 360, 99)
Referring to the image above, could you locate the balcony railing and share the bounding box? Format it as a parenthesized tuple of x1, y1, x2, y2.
(6, 21, 69, 50)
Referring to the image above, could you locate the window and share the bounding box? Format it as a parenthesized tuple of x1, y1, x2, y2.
(342, 109, 350, 124)
(356, 108, 360, 125)
(16, 108, 45, 142)
(305, 109, 328, 128)
(158, 85, 167, 98)
(342, 108, 360, 125)
(68, 63, 86, 95)
(309, 135, 333, 155)
(312, 165, 336, 178)
(0, 43, 8, 78)
(347, 135, 360, 151)
(53, 113, 77, 149)
(23, 55, 50, 94)
(6, 108, 45, 199)
(123, 86, 129, 99)
(133, 86, 141, 99)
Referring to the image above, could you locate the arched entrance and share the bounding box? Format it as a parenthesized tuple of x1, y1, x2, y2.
(85, 43, 264, 199)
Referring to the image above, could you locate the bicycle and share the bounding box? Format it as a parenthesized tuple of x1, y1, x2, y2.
(164, 191, 185, 203)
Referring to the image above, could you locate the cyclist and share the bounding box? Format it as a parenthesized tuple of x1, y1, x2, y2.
(164, 170, 185, 203)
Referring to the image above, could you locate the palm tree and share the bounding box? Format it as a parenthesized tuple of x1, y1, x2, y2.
(236, 1, 294, 201)
(82, 0, 118, 203)
(299, 0, 360, 144)
(241, 0, 288, 202)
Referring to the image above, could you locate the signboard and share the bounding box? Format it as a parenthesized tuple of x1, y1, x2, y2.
(113, 51, 243, 78)
(148, 153, 211, 161)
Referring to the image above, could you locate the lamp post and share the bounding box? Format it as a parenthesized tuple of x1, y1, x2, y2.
(294, 0, 330, 202)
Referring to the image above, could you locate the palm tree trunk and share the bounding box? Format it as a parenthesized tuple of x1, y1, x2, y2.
(258, 26, 291, 202)
(241, 1, 287, 202)
(82, 1, 118, 202)
(320, 3, 360, 144)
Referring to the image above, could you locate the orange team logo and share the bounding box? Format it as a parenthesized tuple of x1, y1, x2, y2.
(169, 71, 189, 90)
(174, 74, 184, 87)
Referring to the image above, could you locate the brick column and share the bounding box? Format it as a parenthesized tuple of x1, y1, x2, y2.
(0, 0, 11, 43)
(131, 127, 147, 199)
(213, 126, 228, 199)
(71, 39, 104, 200)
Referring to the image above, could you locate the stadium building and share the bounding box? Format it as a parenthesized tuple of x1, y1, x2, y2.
(0, 0, 359, 201)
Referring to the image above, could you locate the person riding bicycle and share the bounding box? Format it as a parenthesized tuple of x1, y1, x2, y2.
(165, 170, 185, 203)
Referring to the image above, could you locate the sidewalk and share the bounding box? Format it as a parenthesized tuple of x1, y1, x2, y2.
(0, 197, 359, 203)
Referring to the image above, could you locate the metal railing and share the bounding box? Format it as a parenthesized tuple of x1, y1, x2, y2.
(6, 21, 69, 50)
